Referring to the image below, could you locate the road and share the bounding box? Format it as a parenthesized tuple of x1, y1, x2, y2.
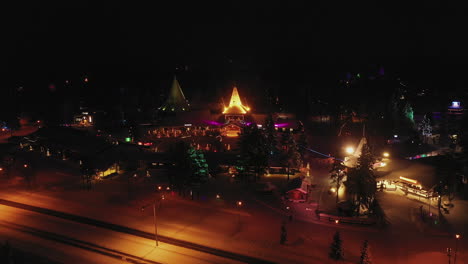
(0, 202, 245, 264)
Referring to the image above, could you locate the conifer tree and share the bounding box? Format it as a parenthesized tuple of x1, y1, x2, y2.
(359, 240, 372, 264)
(329, 231, 344, 260)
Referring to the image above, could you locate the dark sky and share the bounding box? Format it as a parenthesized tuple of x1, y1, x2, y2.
(2, 2, 468, 112)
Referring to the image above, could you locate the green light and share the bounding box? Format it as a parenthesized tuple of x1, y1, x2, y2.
(357, 73, 361, 78)
(125, 137, 131, 142)
(421, 154, 427, 158)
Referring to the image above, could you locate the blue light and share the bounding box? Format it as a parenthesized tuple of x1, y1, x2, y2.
(299, 145, 343, 162)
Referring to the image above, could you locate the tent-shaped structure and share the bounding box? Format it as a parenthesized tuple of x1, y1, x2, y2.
(159, 76, 190, 112)
(223, 87, 250, 121)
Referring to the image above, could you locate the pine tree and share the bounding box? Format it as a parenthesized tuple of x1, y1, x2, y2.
(265, 113, 277, 155)
(330, 160, 346, 204)
(186, 146, 210, 185)
(280, 222, 287, 244)
(359, 240, 372, 264)
(238, 124, 269, 181)
(329, 231, 344, 260)
(345, 144, 377, 215)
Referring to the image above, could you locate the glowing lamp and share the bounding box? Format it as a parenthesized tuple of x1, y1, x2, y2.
(394, 134, 398, 138)
(456, 234, 461, 239)
(216, 194, 220, 199)
(345, 147, 354, 155)
(335, 220, 339, 224)
(23, 164, 28, 168)
(383, 152, 390, 158)
(237, 201, 243, 206)
(0, 167, 3, 171)
(166, 186, 170, 191)
(451, 101, 461, 108)
(157, 186, 162, 190)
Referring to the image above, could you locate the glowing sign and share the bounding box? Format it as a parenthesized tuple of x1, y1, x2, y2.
(451, 101, 461, 108)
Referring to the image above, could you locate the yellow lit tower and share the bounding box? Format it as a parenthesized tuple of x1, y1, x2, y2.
(223, 87, 250, 121)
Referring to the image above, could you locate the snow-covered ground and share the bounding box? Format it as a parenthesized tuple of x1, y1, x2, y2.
(1, 150, 467, 263)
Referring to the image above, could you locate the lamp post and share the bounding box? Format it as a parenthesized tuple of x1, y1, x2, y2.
(237, 201, 243, 225)
(447, 248, 452, 264)
(454, 234, 461, 264)
(141, 197, 163, 247)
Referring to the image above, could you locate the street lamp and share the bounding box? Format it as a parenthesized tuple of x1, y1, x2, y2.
(345, 147, 354, 155)
(383, 152, 390, 158)
(454, 234, 461, 264)
(447, 248, 452, 264)
(141, 197, 163, 247)
(237, 201, 243, 225)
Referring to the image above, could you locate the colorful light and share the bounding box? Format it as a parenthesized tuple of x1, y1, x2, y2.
(204, 120, 223, 126)
(125, 137, 131, 142)
(274, 123, 289, 128)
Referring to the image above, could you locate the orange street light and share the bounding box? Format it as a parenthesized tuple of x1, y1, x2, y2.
(157, 186, 162, 190)
(237, 201, 243, 207)
(345, 147, 354, 155)
(455, 234, 461, 264)
(335, 219, 339, 224)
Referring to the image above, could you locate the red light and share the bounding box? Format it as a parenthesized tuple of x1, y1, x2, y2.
(23, 164, 28, 168)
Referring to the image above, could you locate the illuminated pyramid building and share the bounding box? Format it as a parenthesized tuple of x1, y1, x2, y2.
(223, 87, 250, 121)
(159, 76, 190, 112)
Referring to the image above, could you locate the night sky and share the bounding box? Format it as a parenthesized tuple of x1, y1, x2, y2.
(2, 2, 468, 116)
